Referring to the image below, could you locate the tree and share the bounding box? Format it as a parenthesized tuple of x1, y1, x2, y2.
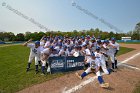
(127, 22, 140, 40)
(134, 23, 140, 40)
(16, 33, 25, 41)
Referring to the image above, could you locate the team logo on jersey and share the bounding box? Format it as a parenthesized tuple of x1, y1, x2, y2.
(32, 49, 37, 54)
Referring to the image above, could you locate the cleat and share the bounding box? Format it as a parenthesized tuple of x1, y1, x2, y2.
(35, 71, 39, 74)
(47, 66, 50, 73)
(41, 73, 45, 76)
(75, 72, 82, 80)
(26, 68, 30, 72)
(104, 83, 109, 87)
(110, 69, 115, 72)
(100, 83, 109, 88)
(38, 61, 41, 66)
(113, 69, 117, 72)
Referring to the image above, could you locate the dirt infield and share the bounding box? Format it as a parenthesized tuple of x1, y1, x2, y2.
(18, 44, 140, 93)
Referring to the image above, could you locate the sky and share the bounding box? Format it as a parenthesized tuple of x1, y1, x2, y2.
(0, 0, 140, 34)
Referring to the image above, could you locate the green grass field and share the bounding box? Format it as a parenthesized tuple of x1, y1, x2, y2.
(0, 45, 64, 93)
(133, 81, 140, 93)
(117, 47, 135, 56)
(0, 45, 135, 93)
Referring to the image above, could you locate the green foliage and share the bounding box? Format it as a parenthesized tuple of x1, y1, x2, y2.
(133, 81, 140, 93)
(0, 21, 140, 41)
(127, 22, 140, 40)
(16, 33, 25, 41)
(0, 32, 15, 41)
(0, 28, 129, 41)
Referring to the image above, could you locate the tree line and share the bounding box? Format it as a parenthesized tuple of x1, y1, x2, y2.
(0, 27, 140, 41)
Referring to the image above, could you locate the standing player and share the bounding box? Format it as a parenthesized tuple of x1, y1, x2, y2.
(107, 37, 118, 70)
(112, 38, 120, 69)
(23, 39, 43, 74)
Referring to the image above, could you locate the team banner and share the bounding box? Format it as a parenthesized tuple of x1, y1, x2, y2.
(48, 56, 85, 74)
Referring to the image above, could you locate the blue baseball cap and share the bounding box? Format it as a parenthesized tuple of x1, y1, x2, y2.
(35, 41, 40, 45)
(58, 43, 62, 46)
(82, 44, 87, 47)
(49, 46, 54, 50)
(104, 40, 109, 43)
(74, 45, 79, 48)
(97, 40, 101, 43)
(43, 38, 47, 41)
(91, 38, 95, 41)
(63, 45, 67, 49)
(96, 46, 101, 50)
(111, 37, 116, 41)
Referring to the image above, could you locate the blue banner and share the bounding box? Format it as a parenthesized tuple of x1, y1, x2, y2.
(48, 56, 85, 74)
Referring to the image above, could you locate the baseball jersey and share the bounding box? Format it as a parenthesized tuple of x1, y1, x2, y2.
(41, 48, 50, 54)
(115, 42, 120, 50)
(94, 51, 106, 65)
(107, 42, 118, 55)
(44, 41, 51, 48)
(27, 44, 43, 57)
(58, 49, 69, 56)
(87, 58, 101, 69)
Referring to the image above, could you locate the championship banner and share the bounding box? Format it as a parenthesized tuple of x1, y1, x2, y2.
(65, 56, 85, 71)
(48, 56, 85, 74)
(48, 56, 66, 74)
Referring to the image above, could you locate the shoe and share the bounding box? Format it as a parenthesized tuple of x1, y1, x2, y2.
(26, 68, 30, 72)
(75, 72, 82, 80)
(100, 83, 109, 88)
(110, 68, 115, 72)
(104, 83, 109, 87)
(47, 66, 50, 73)
(41, 73, 45, 76)
(113, 69, 117, 72)
(35, 70, 39, 74)
(38, 61, 41, 66)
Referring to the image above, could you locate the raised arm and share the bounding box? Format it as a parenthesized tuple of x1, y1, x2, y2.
(23, 39, 32, 46)
(40, 35, 46, 41)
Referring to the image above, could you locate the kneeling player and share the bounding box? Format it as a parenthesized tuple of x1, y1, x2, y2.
(75, 53, 109, 88)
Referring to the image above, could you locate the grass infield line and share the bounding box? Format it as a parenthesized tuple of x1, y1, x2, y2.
(63, 52, 140, 93)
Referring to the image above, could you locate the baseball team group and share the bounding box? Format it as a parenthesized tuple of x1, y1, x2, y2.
(23, 35, 119, 88)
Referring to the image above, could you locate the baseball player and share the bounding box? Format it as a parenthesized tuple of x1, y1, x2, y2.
(75, 53, 109, 88)
(94, 46, 110, 74)
(40, 35, 47, 46)
(81, 44, 91, 69)
(58, 45, 69, 56)
(40, 46, 54, 75)
(23, 39, 43, 74)
(102, 40, 110, 67)
(113, 38, 120, 69)
(107, 37, 118, 70)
